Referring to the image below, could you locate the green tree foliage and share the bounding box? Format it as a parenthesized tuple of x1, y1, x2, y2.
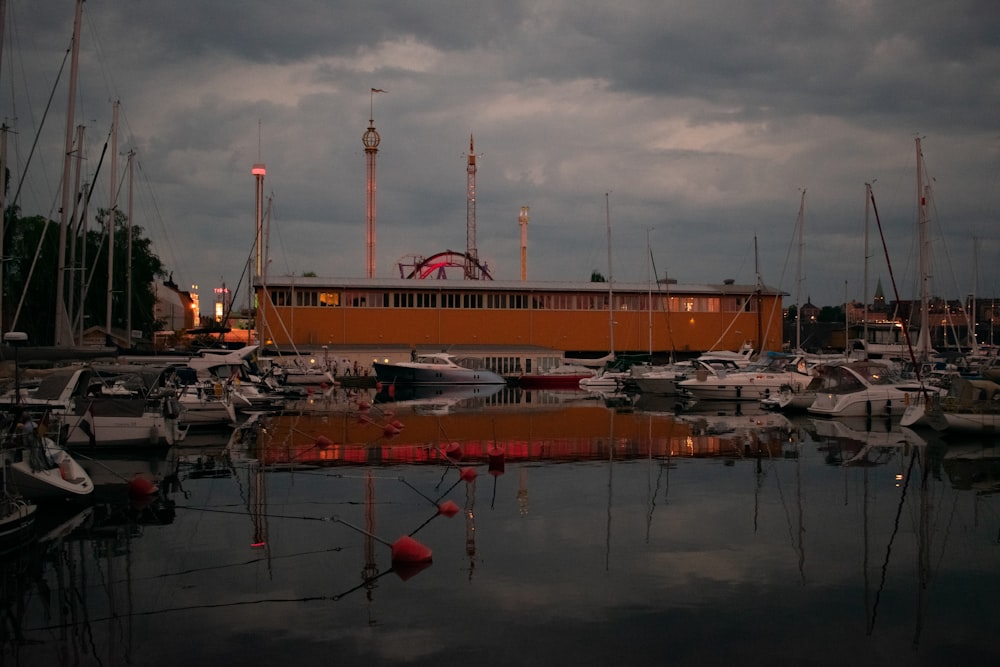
(2, 206, 166, 345)
(818, 305, 843, 323)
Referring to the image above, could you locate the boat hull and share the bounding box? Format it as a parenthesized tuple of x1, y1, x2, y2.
(519, 374, 595, 390)
(373, 362, 505, 386)
(0, 500, 36, 546)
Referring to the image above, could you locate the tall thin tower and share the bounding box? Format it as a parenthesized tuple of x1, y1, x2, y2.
(363, 89, 384, 278)
(465, 135, 480, 280)
(252, 162, 266, 280)
(519, 206, 529, 281)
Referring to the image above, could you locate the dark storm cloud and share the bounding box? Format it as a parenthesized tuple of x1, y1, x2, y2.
(4, 0, 998, 311)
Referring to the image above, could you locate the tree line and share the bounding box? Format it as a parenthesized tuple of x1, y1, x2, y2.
(2, 203, 166, 346)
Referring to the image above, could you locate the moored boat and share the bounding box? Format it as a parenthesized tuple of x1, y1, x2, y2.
(2, 427, 93, 501)
(902, 377, 1000, 433)
(806, 361, 942, 420)
(373, 352, 506, 386)
(678, 352, 816, 402)
(518, 360, 596, 389)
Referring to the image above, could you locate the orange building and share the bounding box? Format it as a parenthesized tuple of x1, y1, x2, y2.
(254, 277, 784, 360)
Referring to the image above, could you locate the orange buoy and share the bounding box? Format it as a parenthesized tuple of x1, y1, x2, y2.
(391, 535, 433, 563)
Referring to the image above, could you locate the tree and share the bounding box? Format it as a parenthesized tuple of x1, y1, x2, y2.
(818, 305, 843, 323)
(2, 206, 167, 345)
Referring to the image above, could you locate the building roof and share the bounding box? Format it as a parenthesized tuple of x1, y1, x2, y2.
(256, 276, 785, 296)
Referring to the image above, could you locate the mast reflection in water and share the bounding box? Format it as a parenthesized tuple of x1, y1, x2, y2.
(2, 388, 998, 666)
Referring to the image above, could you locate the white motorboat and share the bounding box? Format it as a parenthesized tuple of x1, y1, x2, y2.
(677, 353, 815, 402)
(2, 429, 93, 500)
(373, 353, 506, 386)
(0, 365, 188, 447)
(806, 361, 942, 420)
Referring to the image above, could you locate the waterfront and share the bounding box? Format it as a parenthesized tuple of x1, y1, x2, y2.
(2, 389, 999, 666)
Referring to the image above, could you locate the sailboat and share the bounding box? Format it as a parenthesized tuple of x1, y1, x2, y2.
(580, 194, 630, 392)
(811, 140, 944, 420)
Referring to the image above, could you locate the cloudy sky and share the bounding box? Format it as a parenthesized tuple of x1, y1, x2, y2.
(5, 0, 999, 315)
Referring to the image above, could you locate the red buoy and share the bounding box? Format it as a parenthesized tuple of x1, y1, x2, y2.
(393, 560, 432, 581)
(383, 423, 401, 438)
(375, 381, 383, 392)
(488, 451, 505, 477)
(388, 384, 396, 398)
(315, 435, 332, 448)
(128, 475, 158, 498)
(391, 535, 433, 563)
(391, 419, 404, 430)
(438, 500, 460, 517)
(445, 442, 463, 460)
(460, 467, 478, 482)
(358, 400, 371, 411)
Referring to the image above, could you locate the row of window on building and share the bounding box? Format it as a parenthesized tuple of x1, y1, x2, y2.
(266, 289, 758, 314)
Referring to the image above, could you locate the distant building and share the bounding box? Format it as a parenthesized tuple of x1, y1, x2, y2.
(799, 298, 820, 323)
(154, 278, 196, 332)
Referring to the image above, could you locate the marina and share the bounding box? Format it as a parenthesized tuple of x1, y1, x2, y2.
(1, 4, 999, 665)
(2, 386, 998, 666)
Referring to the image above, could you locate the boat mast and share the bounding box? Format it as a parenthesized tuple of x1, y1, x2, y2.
(795, 189, 806, 352)
(606, 192, 614, 357)
(106, 100, 119, 341)
(863, 183, 872, 352)
(646, 227, 652, 356)
(971, 237, 979, 354)
(54, 0, 84, 347)
(754, 235, 763, 352)
(915, 138, 932, 360)
(126, 149, 135, 348)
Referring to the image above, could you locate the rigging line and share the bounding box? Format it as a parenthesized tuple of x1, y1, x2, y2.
(134, 156, 183, 286)
(647, 247, 677, 356)
(9, 153, 66, 330)
(6, 41, 69, 213)
(70, 128, 111, 332)
(869, 187, 926, 387)
(867, 446, 918, 636)
(174, 503, 338, 523)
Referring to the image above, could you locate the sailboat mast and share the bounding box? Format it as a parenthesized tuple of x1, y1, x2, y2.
(795, 190, 806, 352)
(106, 100, 119, 338)
(863, 183, 872, 351)
(126, 149, 135, 348)
(606, 192, 614, 356)
(754, 235, 763, 352)
(646, 227, 652, 356)
(971, 237, 979, 354)
(54, 0, 84, 347)
(915, 138, 932, 360)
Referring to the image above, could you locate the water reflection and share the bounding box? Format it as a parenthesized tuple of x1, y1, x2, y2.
(2, 389, 999, 665)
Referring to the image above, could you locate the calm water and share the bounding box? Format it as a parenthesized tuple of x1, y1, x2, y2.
(2, 388, 999, 666)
